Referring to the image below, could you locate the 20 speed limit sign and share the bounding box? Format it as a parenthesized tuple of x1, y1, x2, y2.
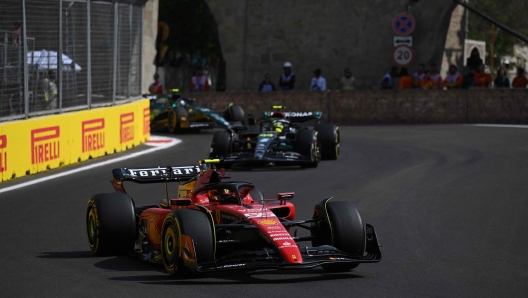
(392, 45, 414, 67)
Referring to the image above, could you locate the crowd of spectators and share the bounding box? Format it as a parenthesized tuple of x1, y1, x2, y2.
(383, 62, 528, 91)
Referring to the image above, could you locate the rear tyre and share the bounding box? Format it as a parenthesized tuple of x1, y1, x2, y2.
(86, 193, 136, 255)
(224, 104, 245, 124)
(312, 200, 365, 271)
(315, 124, 339, 160)
(210, 130, 233, 168)
(296, 130, 319, 168)
(168, 106, 189, 133)
(162, 209, 214, 276)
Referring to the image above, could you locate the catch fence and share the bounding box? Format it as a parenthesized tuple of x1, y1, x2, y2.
(0, 0, 145, 121)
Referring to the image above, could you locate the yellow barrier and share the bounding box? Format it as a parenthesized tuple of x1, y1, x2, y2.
(0, 99, 150, 182)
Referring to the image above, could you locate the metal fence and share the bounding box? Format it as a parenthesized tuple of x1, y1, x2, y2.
(0, 0, 144, 121)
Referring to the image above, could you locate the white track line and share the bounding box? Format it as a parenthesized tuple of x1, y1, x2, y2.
(468, 124, 528, 129)
(0, 136, 181, 194)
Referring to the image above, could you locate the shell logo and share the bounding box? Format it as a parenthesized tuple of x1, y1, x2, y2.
(258, 219, 278, 225)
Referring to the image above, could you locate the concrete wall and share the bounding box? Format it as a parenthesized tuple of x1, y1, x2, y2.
(180, 90, 528, 124)
(205, 0, 458, 91)
(142, 0, 158, 93)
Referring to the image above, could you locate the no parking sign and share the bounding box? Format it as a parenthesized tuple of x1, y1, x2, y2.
(393, 12, 415, 36)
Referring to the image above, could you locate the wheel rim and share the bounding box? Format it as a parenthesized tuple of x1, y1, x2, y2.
(163, 224, 179, 266)
(87, 207, 97, 247)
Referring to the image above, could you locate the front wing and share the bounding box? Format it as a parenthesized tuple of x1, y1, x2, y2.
(184, 223, 381, 272)
(221, 151, 314, 166)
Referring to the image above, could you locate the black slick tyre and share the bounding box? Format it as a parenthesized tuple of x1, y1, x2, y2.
(210, 130, 233, 168)
(296, 129, 319, 168)
(315, 124, 339, 160)
(168, 106, 189, 133)
(225, 104, 245, 124)
(161, 209, 214, 276)
(312, 200, 365, 271)
(86, 193, 136, 255)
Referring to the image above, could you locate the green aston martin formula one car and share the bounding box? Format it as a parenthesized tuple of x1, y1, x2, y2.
(145, 89, 245, 133)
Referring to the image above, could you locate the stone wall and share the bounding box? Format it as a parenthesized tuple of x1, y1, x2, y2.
(204, 0, 458, 91)
(181, 90, 528, 124)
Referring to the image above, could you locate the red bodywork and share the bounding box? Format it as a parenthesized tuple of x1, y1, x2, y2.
(111, 165, 300, 264)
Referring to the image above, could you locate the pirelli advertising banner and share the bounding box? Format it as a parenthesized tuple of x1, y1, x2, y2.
(0, 99, 150, 182)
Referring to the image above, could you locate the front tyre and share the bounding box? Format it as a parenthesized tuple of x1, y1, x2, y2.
(162, 209, 214, 276)
(224, 104, 245, 124)
(86, 193, 136, 255)
(312, 200, 365, 271)
(168, 106, 189, 133)
(209, 130, 233, 169)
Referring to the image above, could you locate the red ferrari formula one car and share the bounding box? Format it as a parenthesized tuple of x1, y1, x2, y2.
(86, 160, 381, 275)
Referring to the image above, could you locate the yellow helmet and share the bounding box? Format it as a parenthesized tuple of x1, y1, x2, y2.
(272, 121, 284, 132)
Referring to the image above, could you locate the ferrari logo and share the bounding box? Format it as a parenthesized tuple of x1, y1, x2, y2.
(292, 255, 297, 260)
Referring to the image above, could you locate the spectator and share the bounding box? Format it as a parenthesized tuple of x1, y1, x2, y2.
(190, 67, 210, 92)
(278, 62, 295, 90)
(148, 73, 163, 94)
(443, 65, 463, 89)
(381, 66, 398, 90)
(512, 67, 528, 89)
(429, 63, 443, 89)
(474, 64, 492, 88)
(338, 68, 356, 90)
(13, 21, 21, 46)
(310, 69, 326, 91)
(413, 63, 425, 89)
(399, 67, 413, 90)
(259, 73, 276, 92)
(43, 71, 58, 110)
(494, 68, 510, 89)
(9, 92, 22, 115)
(466, 48, 483, 73)
(420, 71, 435, 90)
(462, 67, 476, 89)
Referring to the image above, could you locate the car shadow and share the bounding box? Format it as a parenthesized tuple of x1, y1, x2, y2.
(110, 269, 363, 285)
(37, 251, 363, 285)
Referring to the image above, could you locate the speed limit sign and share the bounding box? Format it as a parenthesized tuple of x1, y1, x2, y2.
(392, 45, 414, 67)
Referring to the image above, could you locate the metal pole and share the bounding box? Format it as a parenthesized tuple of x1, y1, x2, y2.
(59, 0, 63, 112)
(127, 3, 134, 98)
(87, 0, 91, 108)
(22, 0, 29, 118)
(112, 2, 118, 104)
(140, 5, 143, 95)
(3, 33, 6, 87)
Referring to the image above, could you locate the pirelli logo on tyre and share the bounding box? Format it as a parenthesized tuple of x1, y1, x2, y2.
(120, 112, 135, 144)
(82, 118, 105, 153)
(31, 126, 60, 165)
(0, 134, 7, 173)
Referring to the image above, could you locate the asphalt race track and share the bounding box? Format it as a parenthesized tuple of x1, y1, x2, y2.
(1, 125, 528, 297)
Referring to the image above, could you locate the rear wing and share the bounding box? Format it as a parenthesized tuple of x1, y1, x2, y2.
(112, 165, 202, 184)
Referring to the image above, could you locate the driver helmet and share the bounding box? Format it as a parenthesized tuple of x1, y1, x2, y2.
(272, 121, 284, 133)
